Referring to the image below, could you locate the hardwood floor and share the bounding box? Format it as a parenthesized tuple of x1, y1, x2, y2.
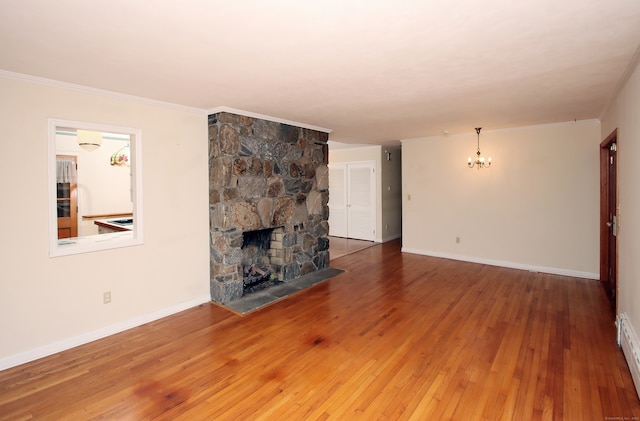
(1, 239, 639, 420)
(329, 236, 377, 260)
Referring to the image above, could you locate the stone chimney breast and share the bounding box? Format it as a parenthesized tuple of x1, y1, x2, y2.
(209, 112, 330, 304)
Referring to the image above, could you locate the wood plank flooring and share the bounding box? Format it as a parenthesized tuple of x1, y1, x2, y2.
(328, 236, 376, 260)
(1, 239, 639, 420)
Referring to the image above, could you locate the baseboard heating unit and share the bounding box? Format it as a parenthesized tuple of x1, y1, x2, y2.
(618, 313, 640, 399)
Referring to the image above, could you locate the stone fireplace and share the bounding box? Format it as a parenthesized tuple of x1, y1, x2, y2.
(208, 112, 330, 304)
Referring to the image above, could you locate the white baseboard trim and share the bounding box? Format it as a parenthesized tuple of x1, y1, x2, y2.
(381, 233, 402, 243)
(0, 295, 211, 372)
(618, 313, 640, 399)
(400, 247, 599, 280)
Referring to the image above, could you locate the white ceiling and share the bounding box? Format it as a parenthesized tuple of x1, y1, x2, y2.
(2, 0, 640, 145)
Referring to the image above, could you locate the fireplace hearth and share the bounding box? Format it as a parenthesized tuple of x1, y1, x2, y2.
(209, 112, 330, 304)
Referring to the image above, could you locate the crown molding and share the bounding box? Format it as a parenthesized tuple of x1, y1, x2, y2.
(0, 70, 334, 133)
(0, 69, 208, 115)
(209, 106, 332, 134)
(400, 119, 601, 143)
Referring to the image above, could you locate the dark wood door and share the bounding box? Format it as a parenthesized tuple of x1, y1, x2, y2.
(599, 130, 617, 312)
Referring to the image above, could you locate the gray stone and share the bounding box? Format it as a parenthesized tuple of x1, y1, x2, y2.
(286, 146, 304, 161)
(309, 219, 329, 238)
(317, 236, 329, 251)
(301, 181, 313, 194)
(210, 279, 243, 304)
(311, 147, 324, 164)
(302, 129, 319, 144)
(224, 248, 244, 265)
(253, 119, 280, 141)
(300, 261, 317, 276)
(283, 232, 297, 247)
(229, 232, 244, 248)
(240, 137, 263, 157)
(238, 176, 267, 199)
(262, 142, 287, 161)
(302, 234, 316, 252)
(295, 251, 312, 263)
(284, 178, 301, 193)
(283, 262, 301, 281)
(279, 124, 300, 144)
(315, 250, 330, 269)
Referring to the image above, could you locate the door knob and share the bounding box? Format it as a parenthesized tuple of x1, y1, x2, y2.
(606, 222, 612, 227)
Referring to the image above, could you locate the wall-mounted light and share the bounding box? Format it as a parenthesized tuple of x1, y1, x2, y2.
(76, 129, 102, 151)
(110, 145, 130, 167)
(467, 127, 491, 169)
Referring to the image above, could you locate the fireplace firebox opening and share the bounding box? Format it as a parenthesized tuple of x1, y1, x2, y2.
(241, 227, 284, 293)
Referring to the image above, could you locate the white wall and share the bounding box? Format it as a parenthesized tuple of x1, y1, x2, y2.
(401, 121, 601, 277)
(601, 54, 640, 341)
(0, 75, 210, 368)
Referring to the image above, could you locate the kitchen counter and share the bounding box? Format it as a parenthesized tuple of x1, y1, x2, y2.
(94, 218, 133, 233)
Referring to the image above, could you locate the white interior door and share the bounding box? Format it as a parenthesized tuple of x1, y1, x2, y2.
(328, 161, 376, 241)
(346, 162, 375, 241)
(328, 164, 348, 237)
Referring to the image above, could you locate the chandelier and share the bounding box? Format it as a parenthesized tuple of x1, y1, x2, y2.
(468, 127, 491, 169)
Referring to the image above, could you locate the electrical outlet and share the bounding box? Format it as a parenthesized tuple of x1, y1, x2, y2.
(103, 291, 111, 304)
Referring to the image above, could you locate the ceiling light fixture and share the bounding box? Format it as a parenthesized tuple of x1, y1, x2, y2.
(76, 129, 102, 151)
(468, 127, 491, 169)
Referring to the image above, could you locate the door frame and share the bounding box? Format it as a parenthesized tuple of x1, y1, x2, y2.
(599, 129, 617, 312)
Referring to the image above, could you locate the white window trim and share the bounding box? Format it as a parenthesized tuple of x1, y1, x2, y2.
(48, 118, 144, 257)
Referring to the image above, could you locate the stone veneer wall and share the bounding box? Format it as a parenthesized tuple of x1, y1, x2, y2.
(209, 112, 330, 304)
